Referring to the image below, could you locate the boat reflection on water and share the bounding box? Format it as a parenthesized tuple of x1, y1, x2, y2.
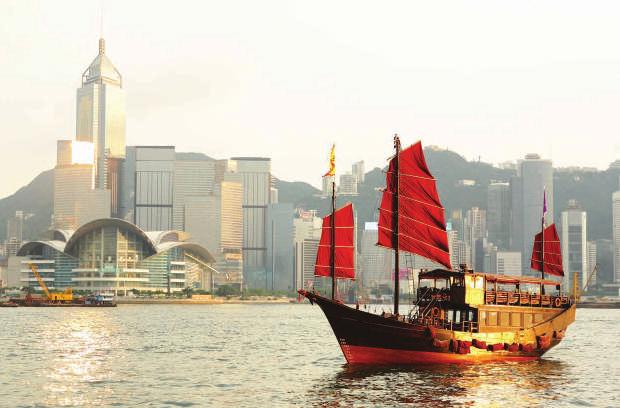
(310, 359, 570, 407)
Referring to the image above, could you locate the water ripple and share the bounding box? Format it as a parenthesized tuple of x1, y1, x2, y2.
(0, 306, 617, 407)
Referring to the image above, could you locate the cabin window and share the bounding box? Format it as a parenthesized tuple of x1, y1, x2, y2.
(475, 276, 484, 288)
(488, 311, 498, 326)
(511, 313, 522, 327)
(500, 312, 510, 327)
(479, 311, 487, 325)
(524, 313, 533, 327)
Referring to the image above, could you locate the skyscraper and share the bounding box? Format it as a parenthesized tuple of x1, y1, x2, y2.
(53, 140, 110, 230)
(587, 241, 597, 287)
(338, 173, 358, 195)
(561, 200, 587, 290)
(487, 182, 511, 249)
(6, 211, 24, 243)
(464, 207, 486, 270)
(75, 38, 126, 216)
(232, 157, 272, 289)
(172, 157, 216, 231)
(266, 203, 294, 291)
(120, 146, 175, 231)
(490, 251, 522, 276)
(510, 154, 553, 273)
(360, 222, 391, 289)
(612, 191, 620, 284)
(322, 175, 335, 197)
(293, 210, 322, 290)
(352, 160, 365, 183)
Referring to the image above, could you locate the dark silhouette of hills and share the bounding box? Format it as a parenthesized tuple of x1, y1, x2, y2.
(2, 149, 618, 243)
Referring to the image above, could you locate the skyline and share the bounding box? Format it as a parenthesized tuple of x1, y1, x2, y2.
(2, 1, 620, 198)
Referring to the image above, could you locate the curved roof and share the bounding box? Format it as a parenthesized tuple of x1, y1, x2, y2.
(17, 240, 67, 256)
(49, 229, 74, 242)
(155, 242, 216, 264)
(64, 218, 157, 256)
(145, 230, 190, 246)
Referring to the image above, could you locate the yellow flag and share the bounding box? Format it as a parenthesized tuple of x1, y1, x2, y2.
(324, 144, 335, 177)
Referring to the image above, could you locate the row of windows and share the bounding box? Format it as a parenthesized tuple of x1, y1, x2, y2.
(479, 310, 544, 328)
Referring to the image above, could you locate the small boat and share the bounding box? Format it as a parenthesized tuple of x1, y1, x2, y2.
(84, 292, 117, 307)
(299, 135, 575, 365)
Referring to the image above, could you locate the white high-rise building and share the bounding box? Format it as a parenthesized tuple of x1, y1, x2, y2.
(464, 207, 486, 270)
(352, 161, 365, 183)
(322, 175, 335, 197)
(75, 38, 126, 215)
(360, 222, 391, 289)
(293, 210, 322, 290)
(491, 251, 522, 276)
(173, 158, 216, 231)
(587, 241, 597, 288)
(561, 200, 587, 290)
(338, 173, 358, 195)
(612, 191, 620, 284)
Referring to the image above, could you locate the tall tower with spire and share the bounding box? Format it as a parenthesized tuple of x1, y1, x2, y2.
(75, 38, 126, 216)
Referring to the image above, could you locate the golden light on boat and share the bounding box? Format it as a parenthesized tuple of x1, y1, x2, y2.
(71, 141, 94, 165)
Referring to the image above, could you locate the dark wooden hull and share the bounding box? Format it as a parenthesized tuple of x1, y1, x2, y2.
(300, 290, 576, 365)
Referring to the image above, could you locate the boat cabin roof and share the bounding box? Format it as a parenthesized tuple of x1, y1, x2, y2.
(419, 269, 560, 286)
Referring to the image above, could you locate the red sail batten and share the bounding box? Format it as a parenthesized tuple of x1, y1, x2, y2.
(530, 224, 564, 277)
(315, 203, 355, 279)
(377, 141, 452, 270)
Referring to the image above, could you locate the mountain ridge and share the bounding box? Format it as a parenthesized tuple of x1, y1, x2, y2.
(1, 149, 618, 244)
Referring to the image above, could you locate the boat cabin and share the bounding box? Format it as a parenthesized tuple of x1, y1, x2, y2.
(414, 268, 571, 333)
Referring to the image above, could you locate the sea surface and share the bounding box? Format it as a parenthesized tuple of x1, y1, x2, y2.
(0, 304, 618, 407)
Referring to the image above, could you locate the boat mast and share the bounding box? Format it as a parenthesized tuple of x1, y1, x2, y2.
(331, 178, 336, 300)
(541, 208, 545, 295)
(393, 134, 401, 315)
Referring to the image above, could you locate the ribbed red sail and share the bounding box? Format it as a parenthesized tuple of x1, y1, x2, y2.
(315, 203, 355, 279)
(377, 141, 452, 270)
(530, 224, 564, 277)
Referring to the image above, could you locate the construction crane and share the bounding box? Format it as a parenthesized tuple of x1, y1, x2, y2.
(28, 263, 73, 303)
(573, 264, 598, 302)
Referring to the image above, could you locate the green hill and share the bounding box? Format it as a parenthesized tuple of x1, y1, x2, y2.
(1, 149, 618, 243)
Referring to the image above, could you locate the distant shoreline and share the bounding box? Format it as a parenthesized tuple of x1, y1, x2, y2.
(116, 297, 296, 305)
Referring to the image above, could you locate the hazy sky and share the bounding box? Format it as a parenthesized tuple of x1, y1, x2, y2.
(2, 0, 620, 198)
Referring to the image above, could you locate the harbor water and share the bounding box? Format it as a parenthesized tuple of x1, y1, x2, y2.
(0, 305, 618, 407)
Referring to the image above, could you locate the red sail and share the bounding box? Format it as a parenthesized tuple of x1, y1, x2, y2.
(530, 224, 564, 277)
(315, 203, 355, 279)
(377, 141, 452, 270)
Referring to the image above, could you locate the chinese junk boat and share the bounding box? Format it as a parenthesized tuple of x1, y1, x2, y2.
(299, 136, 576, 365)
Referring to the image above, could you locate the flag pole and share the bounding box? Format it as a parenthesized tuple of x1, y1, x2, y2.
(331, 178, 336, 300)
(541, 188, 546, 295)
(393, 134, 401, 315)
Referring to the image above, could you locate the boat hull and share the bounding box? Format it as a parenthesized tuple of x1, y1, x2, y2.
(300, 290, 576, 365)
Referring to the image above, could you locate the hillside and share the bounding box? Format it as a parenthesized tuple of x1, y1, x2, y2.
(0, 169, 53, 241)
(1, 149, 618, 243)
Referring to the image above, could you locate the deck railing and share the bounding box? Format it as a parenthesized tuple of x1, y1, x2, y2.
(410, 316, 478, 333)
(484, 290, 568, 308)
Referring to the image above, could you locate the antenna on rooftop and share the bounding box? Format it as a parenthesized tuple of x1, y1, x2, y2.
(99, 0, 104, 39)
